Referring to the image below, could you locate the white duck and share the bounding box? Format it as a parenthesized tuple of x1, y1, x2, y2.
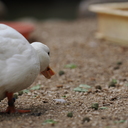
(0, 23, 54, 113)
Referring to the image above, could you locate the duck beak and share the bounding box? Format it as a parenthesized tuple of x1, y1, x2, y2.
(41, 66, 55, 79)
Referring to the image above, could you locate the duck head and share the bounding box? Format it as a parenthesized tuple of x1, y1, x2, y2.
(31, 42, 55, 79)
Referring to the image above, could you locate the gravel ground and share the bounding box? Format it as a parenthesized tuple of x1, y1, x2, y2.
(0, 18, 128, 128)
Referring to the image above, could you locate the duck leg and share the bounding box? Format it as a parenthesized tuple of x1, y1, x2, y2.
(4, 92, 30, 114)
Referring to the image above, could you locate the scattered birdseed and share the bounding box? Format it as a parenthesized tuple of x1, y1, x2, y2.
(0, 19, 128, 128)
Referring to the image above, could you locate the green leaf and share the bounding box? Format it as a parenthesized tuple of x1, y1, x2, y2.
(79, 84, 91, 88)
(42, 119, 57, 125)
(74, 87, 88, 92)
(62, 95, 66, 98)
(109, 79, 117, 87)
(65, 64, 77, 69)
(105, 127, 110, 128)
(74, 84, 91, 92)
(22, 89, 30, 93)
(99, 107, 108, 109)
(30, 84, 41, 90)
(112, 79, 117, 83)
(125, 84, 128, 86)
(114, 120, 126, 123)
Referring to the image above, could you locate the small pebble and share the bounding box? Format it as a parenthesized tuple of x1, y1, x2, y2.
(95, 85, 102, 90)
(31, 112, 42, 116)
(110, 97, 117, 101)
(58, 70, 65, 76)
(43, 100, 48, 103)
(67, 112, 73, 117)
(117, 61, 122, 65)
(53, 99, 66, 103)
(56, 85, 63, 88)
(64, 90, 68, 94)
(113, 66, 120, 70)
(91, 103, 99, 110)
(13, 94, 18, 99)
(18, 91, 23, 96)
(108, 80, 117, 87)
(82, 117, 90, 123)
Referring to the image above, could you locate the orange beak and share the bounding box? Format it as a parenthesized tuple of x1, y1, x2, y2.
(41, 66, 55, 79)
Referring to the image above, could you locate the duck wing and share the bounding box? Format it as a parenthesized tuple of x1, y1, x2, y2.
(0, 24, 40, 100)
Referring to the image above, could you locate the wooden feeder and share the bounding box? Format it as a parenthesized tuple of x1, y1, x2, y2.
(89, 2, 128, 46)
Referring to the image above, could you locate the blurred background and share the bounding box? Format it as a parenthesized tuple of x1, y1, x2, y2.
(0, 0, 81, 21)
(0, 0, 127, 21)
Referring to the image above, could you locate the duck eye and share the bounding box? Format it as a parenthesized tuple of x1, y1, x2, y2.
(48, 52, 50, 56)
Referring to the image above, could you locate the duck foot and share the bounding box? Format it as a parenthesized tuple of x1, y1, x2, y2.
(2, 92, 31, 114)
(5, 107, 31, 114)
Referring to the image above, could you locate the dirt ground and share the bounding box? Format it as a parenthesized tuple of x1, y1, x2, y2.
(0, 18, 128, 128)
